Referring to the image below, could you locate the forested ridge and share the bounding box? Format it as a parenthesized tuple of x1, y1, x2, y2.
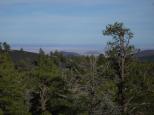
(0, 22, 154, 115)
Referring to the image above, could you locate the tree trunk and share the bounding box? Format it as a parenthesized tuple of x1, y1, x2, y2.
(40, 84, 48, 113)
(118, 33, 126, 115)
(88, 57, 96, 115)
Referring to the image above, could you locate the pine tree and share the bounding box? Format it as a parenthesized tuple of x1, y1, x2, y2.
(103, 22, 135, 114)
(0, 48, 30, 115)
(28, 49, 70, 115)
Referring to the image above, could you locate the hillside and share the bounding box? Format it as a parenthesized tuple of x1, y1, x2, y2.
(135, 50, 154, 62)
(9, 50, 80, 65)
(8, 50, 38, 69)
(9, 50, 38, 63)
(8, 49, 154, 66)
(60, 51, 80, 56)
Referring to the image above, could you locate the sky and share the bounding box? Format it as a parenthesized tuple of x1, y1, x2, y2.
(0, 0, 154, 51)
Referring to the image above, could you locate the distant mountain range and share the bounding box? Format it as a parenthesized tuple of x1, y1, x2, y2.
(60, 51, 80, 56)
(135, 50, 154, 57)
(8, 49, 154, 66)
(84, 50, 101, 56)
(135, 50, 154, 62)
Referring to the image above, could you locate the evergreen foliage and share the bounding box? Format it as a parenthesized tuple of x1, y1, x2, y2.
(0, 22, 154, 115)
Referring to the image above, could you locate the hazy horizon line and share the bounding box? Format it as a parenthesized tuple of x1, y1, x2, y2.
(10, 43, 154, 54)
(11, 43, 105, 54)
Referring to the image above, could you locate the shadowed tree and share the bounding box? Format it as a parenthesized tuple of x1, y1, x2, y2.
(3, 42, 10, 52)
(0, 42, 2, 52)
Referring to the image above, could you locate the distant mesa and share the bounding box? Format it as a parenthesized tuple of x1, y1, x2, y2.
(135, 50, 154, 62)
(135, 50, 154, 57)
(84, 50, 101, 56)
(60, 51, 80, 56)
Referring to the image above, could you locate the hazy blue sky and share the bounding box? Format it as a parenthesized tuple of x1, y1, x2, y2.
(0, 0, 154, 49)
